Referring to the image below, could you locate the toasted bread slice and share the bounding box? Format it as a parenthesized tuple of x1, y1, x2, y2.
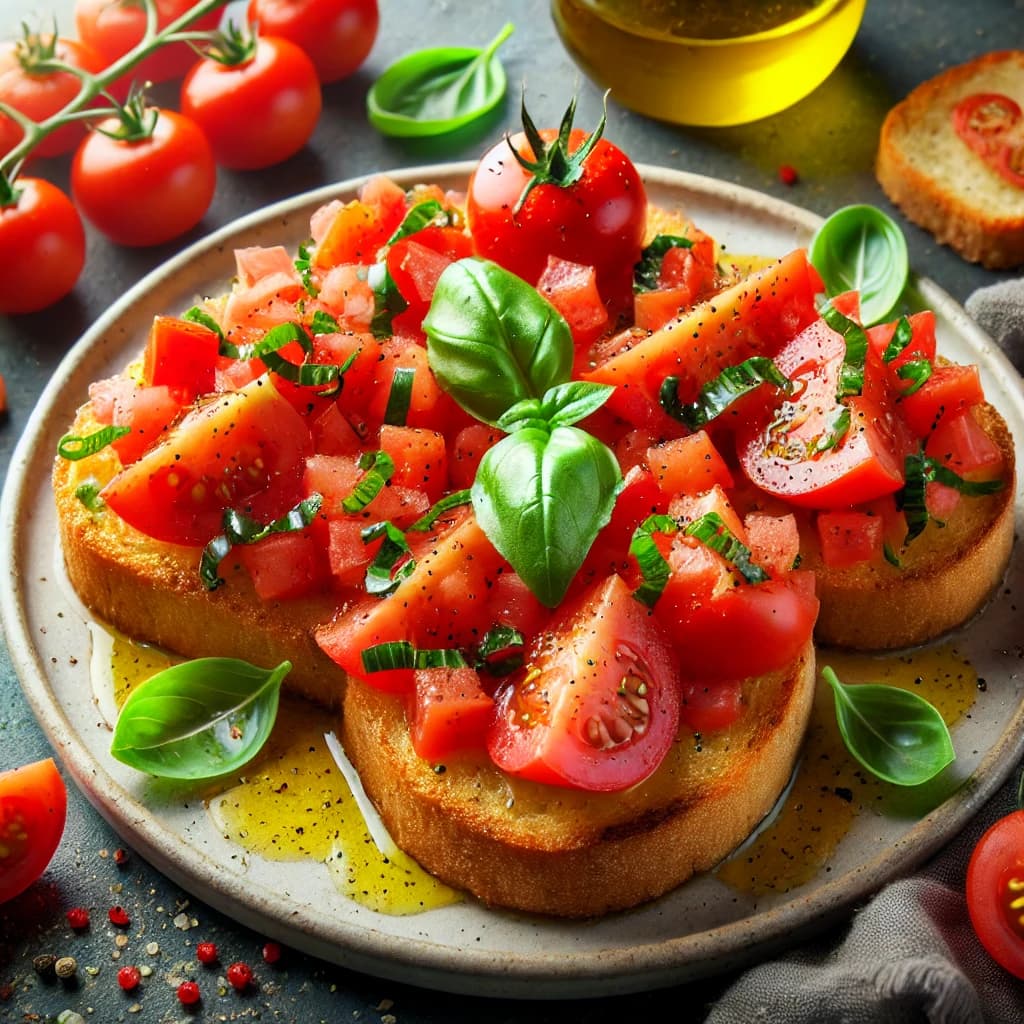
(804, 402, 1016, 650)
(340, 644, 816, 917)
(876, 50, 1024, 269)
(53, 401, 347, 709)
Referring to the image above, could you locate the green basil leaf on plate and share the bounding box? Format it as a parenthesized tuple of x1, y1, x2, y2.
(110, 658, 289, 780)
(822, 665, 954, 787)
(367, 23, 513, 138)
(809, 204, 908, 326)
(425, 257, 573, 425)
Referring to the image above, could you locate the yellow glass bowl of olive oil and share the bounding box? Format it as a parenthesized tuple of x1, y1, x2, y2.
(551, 0, 867, 126)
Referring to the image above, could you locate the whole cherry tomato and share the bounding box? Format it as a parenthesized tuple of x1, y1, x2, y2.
(246, 0, 378, 83)
(967, 776, 1024, 979)
(466, 97, 647, 312)
(72, 102, 216, 247)
(0, 177, 85, 314)
(0, 31, 106, 160)
(0, 759, 67, 903)
(181, 29, 321, 170)
(74, 0, 223, 84)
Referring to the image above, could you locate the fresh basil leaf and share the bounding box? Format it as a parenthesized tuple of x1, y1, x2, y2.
(809, 204, 909, 326)
(629, 513, 679, 607)
(896, 359, 932, 395)
(361, 641, 467, 672)
(684, 512, 769, 584)
(661, 357, 792, 429)
(498, 381, 614, 433)
(361, 520, 415, 597)
(367, 22, 513, 138)
(633, 234, 693, 293)
(471, 423, 622, 607)
(58, 425, 131, 460)
(821, 301, 869, 398)
(425, 257, 574, 425)
(110, 658, 289, 780)
(822, 666, 954, 786)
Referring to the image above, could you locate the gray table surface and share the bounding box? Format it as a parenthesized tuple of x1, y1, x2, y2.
(1, 1, 1022, 1021)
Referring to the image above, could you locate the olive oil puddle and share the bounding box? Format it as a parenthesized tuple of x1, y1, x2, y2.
(94, 627, 460, 915)
(716, 644, 978, 896)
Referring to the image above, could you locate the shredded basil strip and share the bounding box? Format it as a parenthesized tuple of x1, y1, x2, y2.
(808, 405, 851, 456)
(685, 512, 770, 584)
(383, 365, 416, 426)
(661, 357, 792, 429)
(896, 359, 932, 395)
(200, 495, 323, 591)
(75, 479, 105, 513)
(882, 316, 914, 363)
(295, 240, 318, 296)
(629, 513, 679, 607)
(361, 520, 415, 597)
(58, 425, 131, 460)
(901, 451, 1004, 543)
(821, 301, 868, 398)
(633, 234, 694, 293)
(341, 450, 395, 514)
(361, 641, 468, 672)
(310, 309, 340, 335)
(475, 624, 525, 676)
(883, 542, 902, 568)
(409, 488, 472, 532)
(183, 305, 225, 341)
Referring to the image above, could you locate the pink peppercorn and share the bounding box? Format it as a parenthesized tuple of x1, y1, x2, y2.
(177, 980, 201, 1006)
(226, 961, 254, 991)
(778, 164, 799, 186)
(65, 907, 90, 931)
(117, 965, 141, 991)
(196, 941, 218, 965)
(107, 905, 130, 927)
(261, 941, 282, 965)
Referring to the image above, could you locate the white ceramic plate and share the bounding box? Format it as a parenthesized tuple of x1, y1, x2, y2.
(3, 164, 1023, 999)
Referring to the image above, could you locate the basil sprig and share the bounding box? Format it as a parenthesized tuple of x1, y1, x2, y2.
(367, 22, 513, 138)
(473, 382, 622, 607)
(809, 204, 909, 326)
(424, 257, 574, 425)
(660, 356, 792, 429)
(633, 234, 693, 293)
(110, 658, 289, 780)
(822, 666, 954, 786)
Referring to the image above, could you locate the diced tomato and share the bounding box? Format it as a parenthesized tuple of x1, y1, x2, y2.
(670, 483, 747, 541)
(646, 430, 734, 497)
(536, 256, 610, 351)
(585, 249, 822, 427)
(387, 224, 472, 332)
(614, 427, 658, 475)
(310, 402, 362, 456)
(326, 517, 378, 589)
(925, 408, 1005, 478)
(142, 316, 219, 397)
(679, 677, 743, 733)
(744, 512, 800, 576)
(236, 530, 324, 600)
(487, 574, 681, 792)
(926, 481, 962, 520)
(379, 424, 448, 502)
(303, 452, 429, 526)
(900, 363, 985, 438)
(407, 666, 495, 761)
(450, 423, 501, 490)
(863, 311, 937, 404)
(102, 376, 312, 546)
(235, 245, 302, 289)
(315, 265, 375, 327)
(816, 510, 884, 569)
(109, 383, 189, 464)
(312, 198, 392, 270)
(633, 286, 692, 332)
(359, 175, 408, 228)
(483, 571, 547, 640)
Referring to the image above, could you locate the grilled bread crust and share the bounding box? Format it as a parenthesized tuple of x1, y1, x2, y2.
(875, 50, 1024, 269)
(341, 645, 816, 917)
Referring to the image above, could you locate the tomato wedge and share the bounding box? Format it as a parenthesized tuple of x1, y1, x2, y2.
(488, 574, 680, 792)
(102, 375, 313, 545)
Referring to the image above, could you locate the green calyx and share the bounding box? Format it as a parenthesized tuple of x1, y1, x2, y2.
(509, 92, 607, 215)
(15, 21, 62, 70)
(199, 20, 258, 67)
(96, 84, 159, 143)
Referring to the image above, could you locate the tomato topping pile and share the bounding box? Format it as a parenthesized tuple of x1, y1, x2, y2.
(64, 107, 1007, 795)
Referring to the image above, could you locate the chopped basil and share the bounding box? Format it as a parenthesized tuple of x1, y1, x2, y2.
(660, 357, 792, 430)
(295, 240, 318, 296)
(74, 479, 105, 513)
(383, 365, 416, 426)
(310, 309, 340, 335)
(361, 641, 468, 673)
(633, 234, 693, 293)
(58, 425, 131, 460)
(361, 520, 415, 597)
(684, 512, 769, 585)
(629, 513, 679, 607)
(409, 488, 472, 532)
(475, 624, 525, 676)
(807, 405, 851, 457)
(882, 316, 913, 363)
(183, 305, 225, 341)
(820, 300, 868, 398)
(341, 450, 396, 514)
(896, 359, 932, 395)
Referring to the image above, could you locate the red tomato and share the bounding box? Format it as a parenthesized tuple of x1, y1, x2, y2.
(645, 431, 734, 497)
(952, 92, 1021, 160)
(679, 677, 743, 733)
(967, 804, 1024, 979)
(816, 510, 884, 569)
(181, 35, 322, 170)
(143, 316, 220, 396)
(236, 530, 325, 600)
(994, 140, 1024, 189)
(102, 375, 313, 545)
(0, 759, 67, 904)
(0, 34, 105, 159)
(407, 667, 495, 761)
(466, 102, 647, 310)
(246, 0, 379, 83)
(74, 0, 222, 83)
(488, 574, 680, 792)
(0, 177, 85, 314)
(71, 108, 216, 247)
(536, 256, 610, 351)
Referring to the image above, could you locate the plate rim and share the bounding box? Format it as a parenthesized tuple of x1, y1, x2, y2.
(2, 162, 1023, 998)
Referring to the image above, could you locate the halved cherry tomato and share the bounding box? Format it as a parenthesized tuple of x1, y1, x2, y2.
(488, 574, 680, 792)
(0, 759, 67, 904)
(102, 375, 313, 545)
(967, 793, 1024, 979)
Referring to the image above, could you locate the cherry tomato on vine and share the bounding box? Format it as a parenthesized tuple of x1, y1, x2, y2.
(967, 779, 1024, 979)
(181, 30, 321, 170)
(72, 104, 216, 247)
(246, 0, 379, 84)
(0, 177, 85, 314)
(74, 0, 223, 84)
(0, 759, 67, 903)
(0, 32, 105, 160)
(466, 97, 647, 312)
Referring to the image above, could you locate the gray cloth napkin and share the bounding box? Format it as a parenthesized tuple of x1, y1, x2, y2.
(707, 281, 1024, 1024)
